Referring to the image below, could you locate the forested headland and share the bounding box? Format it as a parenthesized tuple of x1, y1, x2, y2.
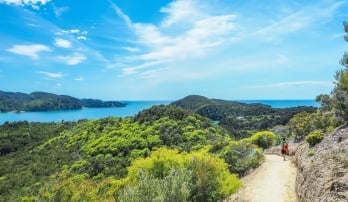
(0, 91, 126, 112)
(171, 95, 317, 138)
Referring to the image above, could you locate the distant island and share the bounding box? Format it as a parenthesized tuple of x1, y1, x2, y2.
(0, 91, 126, 112)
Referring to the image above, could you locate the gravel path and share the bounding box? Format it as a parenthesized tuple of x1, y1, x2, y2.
(227, 155, 298, 202)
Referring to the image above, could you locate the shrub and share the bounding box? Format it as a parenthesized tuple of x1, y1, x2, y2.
(122, 148, 241, 201)
(307, 148, 315, 156)
(118, 169, 191, 202)
(247, 131, 277, 149)
(305, 130, 324, 147)
(218, 141, 263, 176)
(186, 152, 241, 201)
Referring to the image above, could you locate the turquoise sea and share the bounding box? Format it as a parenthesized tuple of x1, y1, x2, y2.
(0, 100, 318, 124)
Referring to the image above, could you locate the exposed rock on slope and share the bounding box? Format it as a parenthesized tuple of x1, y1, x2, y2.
(295, 125, 348, 201)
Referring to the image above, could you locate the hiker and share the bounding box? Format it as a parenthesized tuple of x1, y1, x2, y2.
(281, 137, 288, 161)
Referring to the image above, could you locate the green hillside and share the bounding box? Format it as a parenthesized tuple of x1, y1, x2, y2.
(171, 95, 317, 138)
(0, 91, 126, 112)
(0, 105, 272, 201)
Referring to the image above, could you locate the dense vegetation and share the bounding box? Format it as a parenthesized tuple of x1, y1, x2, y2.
(0, 105, 275, 201)
(171, 95, 316, 138)
(0, 91, 126, 112)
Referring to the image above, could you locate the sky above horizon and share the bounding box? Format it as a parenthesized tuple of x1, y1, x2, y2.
(0, 0, 347, 100)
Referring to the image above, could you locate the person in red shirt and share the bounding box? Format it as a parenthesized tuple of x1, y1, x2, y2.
(281, 137, 288, 161)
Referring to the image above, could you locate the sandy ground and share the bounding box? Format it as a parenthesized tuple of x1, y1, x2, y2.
(227, 155, 298, 202)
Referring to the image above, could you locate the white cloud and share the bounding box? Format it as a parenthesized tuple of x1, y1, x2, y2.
(7, 44, 51, 59)
(0, 0, 50, 6)
(122, 47, 140, 52)
(54, 38, 71, 48)
(160, 0, 203, 27)
(70, 29, 80, 33)
(122, 60, 168, 75)
(111, 3, 132, 26)
(112, 1, 237, 76)
(38, 71, 63, 79)
(58, 52, 86, 65)
(31, 4, 39, 10)
(244, 81, 333, 89)
(53, 6, 69, 17)
(77, 36, 87, 40)
(55, 29, 88, 40)
(130, 13, 236, 62)
(74, 76, 84, 81)
(252, 1, 346, 41)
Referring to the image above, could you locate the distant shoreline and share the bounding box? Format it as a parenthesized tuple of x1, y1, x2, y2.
(0, 100, 318, 125)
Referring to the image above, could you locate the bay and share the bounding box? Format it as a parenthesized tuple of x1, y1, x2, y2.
(0, 100, 318, 124)
(0, 101, 170, 124)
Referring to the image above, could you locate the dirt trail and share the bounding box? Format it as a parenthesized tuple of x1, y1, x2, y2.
(227, 155, 298, 202)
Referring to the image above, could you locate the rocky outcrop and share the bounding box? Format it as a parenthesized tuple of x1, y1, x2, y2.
(295, 125, 348, 202)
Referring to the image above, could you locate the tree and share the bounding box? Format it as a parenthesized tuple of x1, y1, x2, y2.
(315, 94, 332, 112)
(287, 112, 312, 141)
(331, 21, 348, 121)
(341, 21, 348, 67)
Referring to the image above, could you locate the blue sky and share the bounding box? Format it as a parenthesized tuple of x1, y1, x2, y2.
(0, 0, 347, 100)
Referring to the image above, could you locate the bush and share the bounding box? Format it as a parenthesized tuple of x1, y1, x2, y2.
(187, 152, 241, 201)
(247, 131, 277, 149)
(119, 169, 191, 202)
(218, 141, 263, 176)
(123, 148, 241, 201)
(305, 130, 324, 147)
(307, 148, 315, 156)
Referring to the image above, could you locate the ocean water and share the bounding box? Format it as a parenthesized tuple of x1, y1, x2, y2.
(238, 100, 319, 108)
(0, 101, 170, 124)
(0, 100, 318, 124)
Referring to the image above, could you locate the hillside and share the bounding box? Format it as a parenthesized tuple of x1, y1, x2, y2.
(171, 95, 317, 138)
(0, 105, 273, 201)
(0, 90, 126, 112)
(295, 125, 348, 201)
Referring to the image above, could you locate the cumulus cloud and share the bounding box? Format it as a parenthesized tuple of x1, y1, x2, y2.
(58, 52, 86, 65)
(38, 71, 63, 79)
(7, 44, 51, 59)
(54, 38, 71, 48)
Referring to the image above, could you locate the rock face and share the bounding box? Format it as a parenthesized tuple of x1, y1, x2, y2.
(295, 125, 348, 202)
